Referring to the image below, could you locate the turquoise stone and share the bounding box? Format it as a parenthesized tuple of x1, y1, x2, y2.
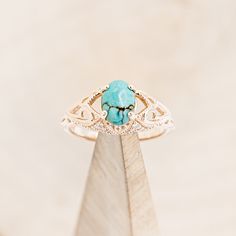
(101, 80, 135, 125)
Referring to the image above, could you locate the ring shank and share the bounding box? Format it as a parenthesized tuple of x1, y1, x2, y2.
(64, 124, 171, 141)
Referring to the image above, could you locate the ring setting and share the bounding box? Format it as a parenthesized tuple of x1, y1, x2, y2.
(61, 80, 174, 141)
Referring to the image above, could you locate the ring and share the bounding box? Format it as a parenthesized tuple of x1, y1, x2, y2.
(61, 80, 174, 141)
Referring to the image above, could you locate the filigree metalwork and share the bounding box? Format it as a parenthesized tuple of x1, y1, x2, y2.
(61, 85, 174, 141)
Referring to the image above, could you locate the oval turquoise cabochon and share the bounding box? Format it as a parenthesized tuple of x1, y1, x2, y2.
(101, 80, 136, 126)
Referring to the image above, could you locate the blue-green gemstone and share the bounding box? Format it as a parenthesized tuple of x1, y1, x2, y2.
(101, 80, 135, 125)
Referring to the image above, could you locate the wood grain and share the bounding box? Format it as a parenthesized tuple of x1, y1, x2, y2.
(75, 133, 158, 236)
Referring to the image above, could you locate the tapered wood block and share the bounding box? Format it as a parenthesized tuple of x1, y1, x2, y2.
(75, 133, 158, 236)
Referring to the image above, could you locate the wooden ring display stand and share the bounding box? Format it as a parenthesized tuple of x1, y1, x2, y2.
(75, 133, 158, 236)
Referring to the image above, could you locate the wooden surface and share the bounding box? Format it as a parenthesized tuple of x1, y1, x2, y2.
(75, 133, 158, 236)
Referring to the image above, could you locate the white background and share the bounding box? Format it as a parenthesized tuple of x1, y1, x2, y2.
(0, 0, 236, 235)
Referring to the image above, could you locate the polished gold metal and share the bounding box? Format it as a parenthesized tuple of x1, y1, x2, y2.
(61, 84, 174, 141)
